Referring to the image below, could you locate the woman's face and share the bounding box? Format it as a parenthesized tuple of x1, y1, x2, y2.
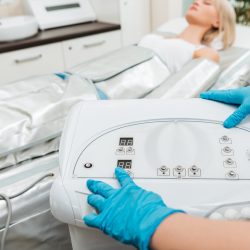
(186, 0, 219, 30)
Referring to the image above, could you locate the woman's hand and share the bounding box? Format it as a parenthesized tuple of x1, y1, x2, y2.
(201, 87, 250, 128)
(84, 167, 184, 250)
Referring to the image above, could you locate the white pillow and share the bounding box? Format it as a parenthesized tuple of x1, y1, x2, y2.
(157, 18, 188, 35)
(157, 17, 224, 51)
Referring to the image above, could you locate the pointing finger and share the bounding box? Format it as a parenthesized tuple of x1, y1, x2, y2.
(115, 167, 134, 187)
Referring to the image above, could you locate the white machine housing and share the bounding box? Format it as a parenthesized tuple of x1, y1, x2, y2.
(50, 99, 250, 249)
(24, 0, 96, 30)
(0, 16, 38, 42)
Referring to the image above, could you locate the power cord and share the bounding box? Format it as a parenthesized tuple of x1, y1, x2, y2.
(0, 173, 54, 250)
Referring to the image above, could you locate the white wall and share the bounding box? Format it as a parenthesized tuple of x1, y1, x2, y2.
(90, 0, 120, 23)
(91, 0, 151, 45)
(183, 0, 193, 13)
(151, 0, 183, 31)
(120, 0, 151, 45)
(0, 0, 24, 16)
(235, 25, 250, 49)
(0, 0, 120, 21)
(1, 0, 182, 29)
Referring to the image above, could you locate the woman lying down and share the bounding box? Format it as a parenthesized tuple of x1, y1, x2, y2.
(86, 0, 236, 100)
(139, 0, 236, 74)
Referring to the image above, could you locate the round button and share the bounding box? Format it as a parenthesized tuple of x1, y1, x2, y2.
(224, 209, 240, 220)
(84, 163, 93, 168)
(209, 212, 224, 220)
(176, 166, 183, 172)
(191, 165, 198, 172)
(223, 146, 232, 153)
(160, 166, 167, 171)
(228, 171, 236, 178)
(221, 136, 230, 142)
(226, 158, 234, 165)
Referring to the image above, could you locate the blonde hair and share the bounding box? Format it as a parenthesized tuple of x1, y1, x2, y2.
(202, 0, 236, 49)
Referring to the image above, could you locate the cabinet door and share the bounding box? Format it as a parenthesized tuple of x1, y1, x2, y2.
(0, 43, 65, 85)
(120, 0, 151, 46)
(63, 30, 122, 69)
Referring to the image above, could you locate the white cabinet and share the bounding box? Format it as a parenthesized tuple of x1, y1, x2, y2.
(0, 43, 64, 85)
(63, 30, 122, 69)
(119, 0, 151, 46)
(0, 0, 151, 84)
(0, 29, 122, 85)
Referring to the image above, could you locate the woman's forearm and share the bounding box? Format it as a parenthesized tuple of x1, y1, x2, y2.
(151, 213, 250, 250)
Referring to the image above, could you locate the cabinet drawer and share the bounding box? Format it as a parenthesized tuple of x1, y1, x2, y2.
(0, 43, 64, 85)
(63, 30, 122, 69)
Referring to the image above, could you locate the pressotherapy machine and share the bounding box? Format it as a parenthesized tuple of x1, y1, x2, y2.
(51, 99, 250, 250)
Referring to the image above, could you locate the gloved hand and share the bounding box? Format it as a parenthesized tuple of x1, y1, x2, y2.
(200, 87, 250, 128)
(84, 167, 184, 250)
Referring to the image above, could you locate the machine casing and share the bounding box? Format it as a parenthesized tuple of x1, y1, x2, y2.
(24, 0, 96, 30)
(0, 16, 38, 42)
(50, 99, 250, 249)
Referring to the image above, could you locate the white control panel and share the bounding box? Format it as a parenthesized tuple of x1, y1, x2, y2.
(74, 121, 250, 180)
(50, 99, 250, 228)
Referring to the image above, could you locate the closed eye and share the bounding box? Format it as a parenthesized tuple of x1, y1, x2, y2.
(204, 0, 212, 5)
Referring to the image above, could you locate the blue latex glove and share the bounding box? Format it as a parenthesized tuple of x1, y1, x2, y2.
(84, 167, 184, 250)
(200, 87, 250, 128)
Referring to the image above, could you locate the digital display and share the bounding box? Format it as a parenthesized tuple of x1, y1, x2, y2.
(46, 3, 81, 12)
(117, 160, 132, 169)
(119, 138, 133, 146)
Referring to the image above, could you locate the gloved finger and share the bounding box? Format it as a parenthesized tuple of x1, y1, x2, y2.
(115, 167, 134, 187)
(83, 213, 99, 228)
(200, 89, 242, 105)
(87, 194, 106, 213)
(87, 180, 115, 198)
(224, 104, 250, 128)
